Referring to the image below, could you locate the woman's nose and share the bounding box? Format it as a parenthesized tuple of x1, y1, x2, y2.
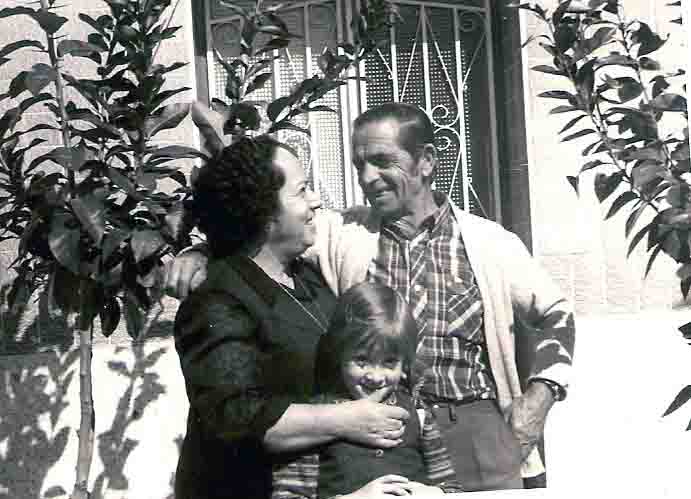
(308, 188, 322, 209)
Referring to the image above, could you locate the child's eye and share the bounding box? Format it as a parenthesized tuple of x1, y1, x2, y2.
(384, 359, 399, 368)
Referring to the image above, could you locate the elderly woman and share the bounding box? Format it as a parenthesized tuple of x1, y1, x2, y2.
(174, 136, 410, 499)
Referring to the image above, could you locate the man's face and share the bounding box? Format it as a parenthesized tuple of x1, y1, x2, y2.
(351, 119, 427, 221)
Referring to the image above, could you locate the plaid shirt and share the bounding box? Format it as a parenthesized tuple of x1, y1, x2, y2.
(366, 194, 497, 402)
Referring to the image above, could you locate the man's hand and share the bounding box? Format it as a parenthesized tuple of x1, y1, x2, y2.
(164, 249, 208, 299)
(504, 381, 555, 461)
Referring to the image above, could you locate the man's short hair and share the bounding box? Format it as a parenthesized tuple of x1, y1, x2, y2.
(353, 102, 435, 158)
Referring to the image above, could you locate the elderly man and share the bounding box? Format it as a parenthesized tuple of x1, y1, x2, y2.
(167, 102, 575, 492)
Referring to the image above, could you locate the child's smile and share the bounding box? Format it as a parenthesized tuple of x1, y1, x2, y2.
(342, 351, 404, 400)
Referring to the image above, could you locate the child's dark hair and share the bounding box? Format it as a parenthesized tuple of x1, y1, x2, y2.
(314, 282, 419, 396)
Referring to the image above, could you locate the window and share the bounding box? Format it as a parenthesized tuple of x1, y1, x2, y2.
(196, 0, 513, 223)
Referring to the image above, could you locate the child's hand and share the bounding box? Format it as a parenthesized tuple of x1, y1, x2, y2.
(403, 482, 446, 496)
(346, 474, 412, 497)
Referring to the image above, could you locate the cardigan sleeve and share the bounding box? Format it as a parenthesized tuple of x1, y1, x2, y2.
(418, 405, 458, 487)
(504, 231, 576, 394)
(174, 291, 295, 441)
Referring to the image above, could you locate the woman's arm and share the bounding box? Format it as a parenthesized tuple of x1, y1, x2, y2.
(264, 396, 410, 453)
(176, 291, 409, 451)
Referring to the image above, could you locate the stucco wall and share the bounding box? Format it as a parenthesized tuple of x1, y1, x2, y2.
(520, 0, 690, 316)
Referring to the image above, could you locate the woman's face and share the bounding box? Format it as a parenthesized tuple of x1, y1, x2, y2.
(341, 347, 403, 401)
(267, 147, 322, 258)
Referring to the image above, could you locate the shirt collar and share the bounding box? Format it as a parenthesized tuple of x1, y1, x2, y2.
(383, 191, 454, 240)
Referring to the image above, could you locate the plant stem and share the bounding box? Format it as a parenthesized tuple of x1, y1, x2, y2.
(70, 279, 95, 499)
(39, 0, 76, 189)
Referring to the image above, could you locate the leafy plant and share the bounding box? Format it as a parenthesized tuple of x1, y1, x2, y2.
(191, 0, 402, 156)
(0, 0, 198, 497)
(513, 0, 689, 426)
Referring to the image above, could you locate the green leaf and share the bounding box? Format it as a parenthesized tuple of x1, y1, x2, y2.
(531, 65, 566, 77)
(605, 191, 637, 219)
(552, 0, 574, 24)
(616, 78, 643, 103)
(627, 222, 651, 256)
(8, 71, 29, 98)
(26, 63, 56, 96)
(566, 175, 579, 196)
(538, 90, 574, 100)
(632, 161, 666, 190)
(123, 293, 144, 339)
(224, 102, 261, 132)
(558, 114, 586, 134)
(663, 386, 691, 417)
(644, 243, 663, 278)
(78, 13, 112, 37)
(102, 228, 129, 262)
(580, 159, 610, 173)
(630, 22, 667, 57)
(0, 40, 45, 59)
(147, 145, 206, 161)
(49, 212, 81, 274)
(561, 129, 597, 142)
(0, 108, 21, 140)
(267, 95, 292, 122)
(650, 93, 687, 112)
(638, 56, 661, 71)
(246, 72, 272, 95)
(70, 195, 106, 245)
(57, 40, 104, 59)
(625, 202, 647, 237)
(150, 87, 191, 112)
(550, 105, 579, 114)
(144, 102, 191, 139)
(650, 75, 670, 98)
(131, 229, 166, 263)
(0, 7, 69, 35)
(594, 170, 624, 202)
(267, 121, 310, 135)
(100, 296, 121, 338)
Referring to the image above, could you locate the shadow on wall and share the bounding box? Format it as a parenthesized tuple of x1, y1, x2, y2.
(0, 347, 78, 499)
(0, 311, 182, 499)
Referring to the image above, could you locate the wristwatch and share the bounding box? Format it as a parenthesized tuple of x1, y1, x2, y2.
(529, 377, 566, 402)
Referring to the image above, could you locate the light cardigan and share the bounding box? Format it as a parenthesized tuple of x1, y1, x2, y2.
(307, 200, 575, 477)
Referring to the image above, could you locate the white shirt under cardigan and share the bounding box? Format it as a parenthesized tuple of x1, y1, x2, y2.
(305, 199, 575, 478)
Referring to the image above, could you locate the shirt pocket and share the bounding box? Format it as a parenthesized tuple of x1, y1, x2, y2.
(444, 276, 484, 341)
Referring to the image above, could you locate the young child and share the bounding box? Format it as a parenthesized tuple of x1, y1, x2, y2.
(272, 282, 463, 498)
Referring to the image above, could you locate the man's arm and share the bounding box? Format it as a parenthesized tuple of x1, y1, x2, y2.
(502, 231, 576, 460)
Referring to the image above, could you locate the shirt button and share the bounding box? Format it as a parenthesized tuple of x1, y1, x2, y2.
(414, 284, 423, 293)
(375, 449, 384, 457)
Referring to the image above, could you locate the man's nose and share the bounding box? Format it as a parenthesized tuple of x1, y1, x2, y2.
(358, 163, 379, 185)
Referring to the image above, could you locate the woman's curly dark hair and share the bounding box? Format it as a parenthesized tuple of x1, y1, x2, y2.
(187, 135, 296, 257)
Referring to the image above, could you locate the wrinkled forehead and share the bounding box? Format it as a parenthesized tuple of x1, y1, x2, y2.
(353, 119, 403, 146)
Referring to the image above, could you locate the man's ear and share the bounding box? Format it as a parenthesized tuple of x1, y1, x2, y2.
(418, 143, 437, 180)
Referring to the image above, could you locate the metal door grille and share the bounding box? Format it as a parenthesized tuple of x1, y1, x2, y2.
(206, 0, 499, 218)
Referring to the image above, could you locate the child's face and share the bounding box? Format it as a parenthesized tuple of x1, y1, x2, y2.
(341, 348, 403, 400)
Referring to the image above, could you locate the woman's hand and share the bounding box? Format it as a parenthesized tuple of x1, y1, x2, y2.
(334, 391, 410, 448)
(343, 475, 413, 498)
